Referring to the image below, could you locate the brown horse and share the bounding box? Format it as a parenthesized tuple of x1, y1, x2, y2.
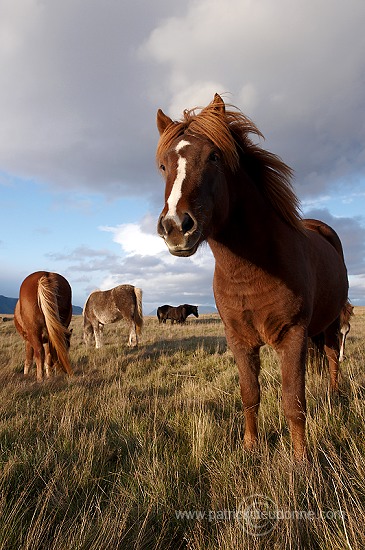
(14, 271, 73, 381)
(157, 304, 199, 324)
(156, 94, 349, 460)
(83, 284, 143, 348)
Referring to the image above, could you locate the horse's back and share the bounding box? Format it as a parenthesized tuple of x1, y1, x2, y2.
(158, 305, 172, 314)
(303, 219, 345, 261)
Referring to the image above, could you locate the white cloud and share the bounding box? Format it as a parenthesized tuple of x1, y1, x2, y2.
(143, 0, 365, 195)
(100, 223, 166, 257)
(1, 0, 365, 307)
(0, 0, 363, 201)
(96, 219, 216, 310)
(166, 81, 226, 119)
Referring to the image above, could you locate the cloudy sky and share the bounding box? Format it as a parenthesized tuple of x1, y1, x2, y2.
(1, 0, 365, 313)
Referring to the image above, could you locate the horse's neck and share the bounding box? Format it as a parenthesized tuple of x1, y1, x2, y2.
(208, 183, 299, 275)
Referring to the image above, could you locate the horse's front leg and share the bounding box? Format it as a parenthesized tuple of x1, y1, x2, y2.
(229, 341, 261, 450)
(276, 325, 307, 461)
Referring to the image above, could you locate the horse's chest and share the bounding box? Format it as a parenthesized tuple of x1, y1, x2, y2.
(213, 270, 299, 347)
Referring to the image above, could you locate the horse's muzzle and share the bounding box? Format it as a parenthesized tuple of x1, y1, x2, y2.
(157, 212, 200, 256)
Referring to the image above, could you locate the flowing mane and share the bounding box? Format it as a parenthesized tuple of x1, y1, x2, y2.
(157, 98, 303, 231)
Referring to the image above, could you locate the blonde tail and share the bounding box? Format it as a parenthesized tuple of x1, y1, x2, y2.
(339, 299, 354, 362)
(340, 299, 353, 329)
(37, 275, 73, 375)
(134, 287, 143, 336)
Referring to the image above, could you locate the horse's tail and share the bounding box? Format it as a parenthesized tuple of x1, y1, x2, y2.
(133, 287, 143, 335)
(308, 299, 354, 369)
(339, 299, 354, 362)
(340, 299, 354, 329)
(37, 275, 73, 375)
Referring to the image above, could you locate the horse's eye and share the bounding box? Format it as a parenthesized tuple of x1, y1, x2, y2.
(209, 152, 219, 163)
(160, 164, 166, 172)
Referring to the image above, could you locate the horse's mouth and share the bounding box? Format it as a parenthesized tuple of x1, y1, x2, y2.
(166, 241, 199, 257)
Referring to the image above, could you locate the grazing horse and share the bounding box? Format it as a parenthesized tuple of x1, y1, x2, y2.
(14, 271, 73, 381)
(157, 304, 199, 323)
(156, 94, 349, 460)
(83, 284, 143, 348)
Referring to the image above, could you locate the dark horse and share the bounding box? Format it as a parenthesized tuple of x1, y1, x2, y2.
(14, 271, 73, 381)
(83, 284, 143, 348)
(156, 94, 350, 460)
(157, 304, 199, 324)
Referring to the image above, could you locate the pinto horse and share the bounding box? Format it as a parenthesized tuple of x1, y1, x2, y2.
(83, 284, 143, 348)
(14, 271, 73, 381)
(156, 94, 349, 460)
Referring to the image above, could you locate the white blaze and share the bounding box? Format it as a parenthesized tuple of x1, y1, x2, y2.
(166, 139, 190, 221)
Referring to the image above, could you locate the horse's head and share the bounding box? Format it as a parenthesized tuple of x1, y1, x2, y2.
(156, 94, 301, 256)
(156, 94, 232, 257)
(192, 305, 199, 318)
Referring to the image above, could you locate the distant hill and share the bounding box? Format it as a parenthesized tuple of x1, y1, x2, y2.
(0, 295, 83, 315)
(0, 296, 17, 314)
(148, 305, 218, 316)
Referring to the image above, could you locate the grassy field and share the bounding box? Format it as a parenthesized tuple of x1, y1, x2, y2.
(0, 308, 364, 549)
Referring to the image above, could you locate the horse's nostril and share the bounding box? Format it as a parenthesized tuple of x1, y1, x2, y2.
(158, 214, 167, 236)
(158, 214, 173, 237)
(182, 213, 195, 234)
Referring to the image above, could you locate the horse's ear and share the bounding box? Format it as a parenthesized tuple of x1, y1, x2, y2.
(157, 109, 173, 135)
(211, 93, 225, 115)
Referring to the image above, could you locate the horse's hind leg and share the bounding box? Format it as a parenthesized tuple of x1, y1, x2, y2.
(24, 341, 34, 376)
(128, 322, 138, 347)
(324, 320, 341, 391)
(44, 342, 53, 377)
(94, 322, 104, 348)
(31, 340, 45, 381)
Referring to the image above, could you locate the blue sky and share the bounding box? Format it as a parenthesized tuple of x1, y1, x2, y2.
(1, 0, 365, 311)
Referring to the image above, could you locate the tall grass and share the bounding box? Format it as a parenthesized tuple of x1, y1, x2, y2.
(0, 309, 364, 549)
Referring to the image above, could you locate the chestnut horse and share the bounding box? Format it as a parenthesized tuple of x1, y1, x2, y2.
(83, 284, 143, 348)
(156, 94, 349, 460)
(14, 271, 73, 381)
